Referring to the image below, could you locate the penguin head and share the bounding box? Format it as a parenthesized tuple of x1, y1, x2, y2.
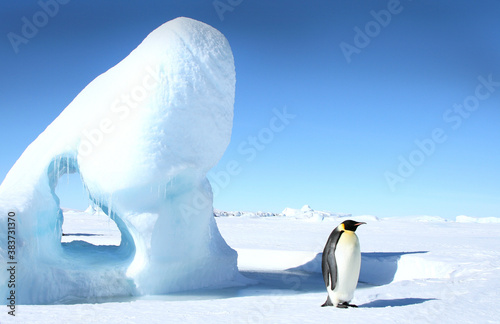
(340, 220, 366, 232)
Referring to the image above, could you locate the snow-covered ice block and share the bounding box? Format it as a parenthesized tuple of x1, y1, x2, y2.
(0, 17, 238, 304)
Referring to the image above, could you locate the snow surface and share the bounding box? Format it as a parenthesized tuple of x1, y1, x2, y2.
(0, 17, 238, 304)
(2, 210, 499, 323)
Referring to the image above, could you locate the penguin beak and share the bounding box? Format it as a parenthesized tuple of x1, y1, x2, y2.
(355, 222, 366, 227)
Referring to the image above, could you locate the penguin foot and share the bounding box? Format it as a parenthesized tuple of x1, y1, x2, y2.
(339, 302, 358, 308)
(321, 296, 333, 307)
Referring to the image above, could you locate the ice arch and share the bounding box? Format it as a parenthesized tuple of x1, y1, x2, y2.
(0, 17, 238, 304)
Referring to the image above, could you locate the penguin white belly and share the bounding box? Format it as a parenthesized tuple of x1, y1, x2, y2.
(328, 231, 361, 306)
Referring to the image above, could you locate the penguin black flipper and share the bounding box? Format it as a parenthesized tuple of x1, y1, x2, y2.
(322, 227, 343, 291)
(321, 249, 332, 289)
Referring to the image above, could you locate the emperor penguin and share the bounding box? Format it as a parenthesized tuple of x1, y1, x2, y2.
(321, 220, 365, 308)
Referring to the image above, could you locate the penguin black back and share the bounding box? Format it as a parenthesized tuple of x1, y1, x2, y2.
(322, 225, 342, 291)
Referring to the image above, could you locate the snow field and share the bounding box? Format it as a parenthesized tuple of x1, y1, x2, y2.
(2, 213, 499, 323)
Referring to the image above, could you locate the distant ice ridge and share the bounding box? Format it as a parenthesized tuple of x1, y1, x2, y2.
(214, 205, 356, 221)
(214, 207, 500, 224)
(0, 17, 238, 304)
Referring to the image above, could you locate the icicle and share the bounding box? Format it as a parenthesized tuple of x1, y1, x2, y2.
(52, 157, 57, 183)
(57, 155, 61, 178)
(66, 156, 70, 185)
(108, 193, 113, 221)
(95, 196, 100, 214)
(81, 173, 91, 210)
(36, 214, 40, 256)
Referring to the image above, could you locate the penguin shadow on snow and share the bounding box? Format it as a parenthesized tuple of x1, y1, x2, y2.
(359, 297, 437, 308)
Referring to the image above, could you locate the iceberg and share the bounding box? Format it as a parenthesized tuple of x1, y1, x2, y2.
(0, 17, 238, 304)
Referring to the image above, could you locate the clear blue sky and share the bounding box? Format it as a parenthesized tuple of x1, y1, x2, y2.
(0, 0, 499, 219)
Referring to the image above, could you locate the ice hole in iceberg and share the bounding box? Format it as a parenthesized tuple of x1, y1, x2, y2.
(0, 17, 238, 304)
(53, 159, 122, 246)
(54, 167, 89, 214)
